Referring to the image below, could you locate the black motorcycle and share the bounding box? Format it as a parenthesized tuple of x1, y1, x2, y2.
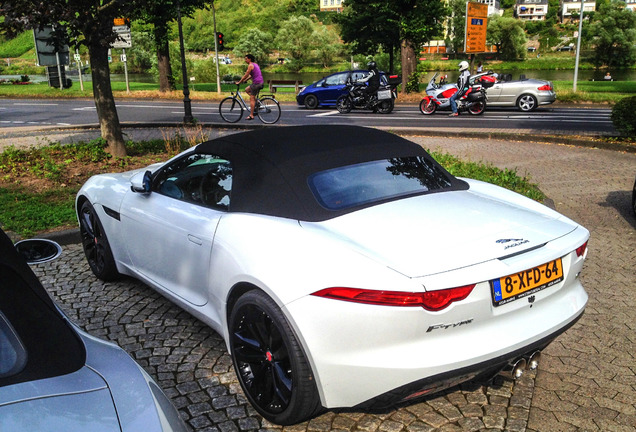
(336, 75, 401, 114)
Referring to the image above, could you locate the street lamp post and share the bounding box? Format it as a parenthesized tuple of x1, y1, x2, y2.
(177, 0, 194, 123)
(573, 0, 585, 93)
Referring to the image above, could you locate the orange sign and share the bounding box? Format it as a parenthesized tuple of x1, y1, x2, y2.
(113, 18, 128, 26)
(465, 2, 488, 53)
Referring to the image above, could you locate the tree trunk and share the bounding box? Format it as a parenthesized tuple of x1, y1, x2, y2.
(400, 39, 416, 95)
(155, 23, 175, 92)
(89, 42, 127, 158)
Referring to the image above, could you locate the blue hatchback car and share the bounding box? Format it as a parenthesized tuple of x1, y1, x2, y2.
(297, 70, 389, 109)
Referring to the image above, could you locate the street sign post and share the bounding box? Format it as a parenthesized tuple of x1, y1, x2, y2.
(111, 19, 132, 93)
(464, 2, 489, 54)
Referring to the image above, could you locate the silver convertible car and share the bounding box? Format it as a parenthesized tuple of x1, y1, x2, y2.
(485, 73, 556, 111)
(0, 229, 187, 432)
(76, 125, 588, 425)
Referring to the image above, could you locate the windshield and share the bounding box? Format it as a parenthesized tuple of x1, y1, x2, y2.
(308, 157, 454, 211)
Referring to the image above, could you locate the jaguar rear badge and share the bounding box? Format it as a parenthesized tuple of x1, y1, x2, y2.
(496, 238, 529, 250)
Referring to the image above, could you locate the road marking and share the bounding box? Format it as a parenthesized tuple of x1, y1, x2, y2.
(13, 103, 59, 106)
(308, 111, 340, 117)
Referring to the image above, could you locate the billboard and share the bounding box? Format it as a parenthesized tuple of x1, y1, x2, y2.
(464, 2, 489, 54)
(33, 26, 69, 66)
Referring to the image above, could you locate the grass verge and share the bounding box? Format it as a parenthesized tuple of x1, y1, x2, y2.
(0, 138, 546, 238)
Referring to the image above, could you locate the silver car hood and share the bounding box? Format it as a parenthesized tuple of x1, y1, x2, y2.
(0, 326, 185, 432)
(311, 186, 577, 278)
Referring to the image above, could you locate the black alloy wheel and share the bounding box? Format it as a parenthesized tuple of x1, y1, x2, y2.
(78, 201, 119, 281)
(304, 94, 319, 109)
(229, 290, 322, 425)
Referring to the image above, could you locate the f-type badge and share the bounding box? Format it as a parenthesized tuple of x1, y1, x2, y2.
(496, 238, 529, 250)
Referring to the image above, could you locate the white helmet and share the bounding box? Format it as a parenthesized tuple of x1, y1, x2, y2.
(458, 61, 469, 72)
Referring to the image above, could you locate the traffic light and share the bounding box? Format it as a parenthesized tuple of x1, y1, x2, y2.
(216, 32, 224, 51)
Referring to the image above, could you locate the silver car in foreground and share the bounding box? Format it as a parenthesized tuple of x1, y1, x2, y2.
(486, 74, 556, 111)
(0, 229, 187, 432)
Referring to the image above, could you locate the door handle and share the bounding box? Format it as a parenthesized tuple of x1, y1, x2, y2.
(188, 234, 203, 245)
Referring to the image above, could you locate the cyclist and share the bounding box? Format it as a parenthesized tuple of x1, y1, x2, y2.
(236, 54, 264, 120)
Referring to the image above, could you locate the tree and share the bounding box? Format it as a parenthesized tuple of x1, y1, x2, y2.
(232, 28, 273, 64)
(314, 26, 341, 68)
(487, 15, 528, 60)
(275, 16, 316, 72)
(0, 0, 142, 157)
(587, 1, 636, 68)
(335, 1, 401, 72)
(134, 0, 208, 93)
(336, 0, 448, 94)
(447, 0, 466, 53)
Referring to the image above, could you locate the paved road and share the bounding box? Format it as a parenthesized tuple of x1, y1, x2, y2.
(26, 130, 636, 431)
(0, 98, 618, 136)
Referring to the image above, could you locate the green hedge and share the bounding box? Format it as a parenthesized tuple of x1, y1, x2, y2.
(611, 96, 636, 136)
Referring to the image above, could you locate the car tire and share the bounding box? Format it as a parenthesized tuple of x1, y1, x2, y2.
(78, 200, 120, 281)
(229, 290, 322, 425)
(336, 95, 352, 114)
(517, 94, 538, 112)
(304, 95, 319, 110)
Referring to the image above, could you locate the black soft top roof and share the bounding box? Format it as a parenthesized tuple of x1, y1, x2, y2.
(194, 125, 465, 221)
(0, 229, 85, 387)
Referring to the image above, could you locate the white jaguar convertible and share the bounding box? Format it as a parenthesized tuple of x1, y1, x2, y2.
(76, 125, 589, 425)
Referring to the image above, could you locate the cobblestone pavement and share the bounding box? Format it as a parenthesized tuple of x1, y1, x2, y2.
(28, 133, 635, 432)
(411, 136, 636, 431)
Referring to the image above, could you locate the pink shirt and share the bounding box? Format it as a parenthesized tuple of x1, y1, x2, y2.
(250, 62, 264, 85)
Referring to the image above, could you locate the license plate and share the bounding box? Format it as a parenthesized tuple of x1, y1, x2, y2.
(490, 258, 563, 306)
(377, 90, 392, 100)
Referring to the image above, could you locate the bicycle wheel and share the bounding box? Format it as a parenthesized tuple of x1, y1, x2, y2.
(256, 97, 281, 124)
(219, 97, 244, 123)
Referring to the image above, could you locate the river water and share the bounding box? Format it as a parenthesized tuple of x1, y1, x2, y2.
(3, 69, 634, 85)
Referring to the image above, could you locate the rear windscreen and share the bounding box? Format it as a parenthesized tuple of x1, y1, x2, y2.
(308, 157, 454, 210)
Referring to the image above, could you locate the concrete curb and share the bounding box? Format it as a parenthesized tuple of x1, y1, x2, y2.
(2, 121, 632, 153)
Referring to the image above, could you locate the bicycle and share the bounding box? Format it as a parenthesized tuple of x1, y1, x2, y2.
(219, 84, 281, 124)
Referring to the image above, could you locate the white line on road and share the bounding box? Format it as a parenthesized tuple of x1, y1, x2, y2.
(308, 111, 340, 117)
(13, 103, 59, 106)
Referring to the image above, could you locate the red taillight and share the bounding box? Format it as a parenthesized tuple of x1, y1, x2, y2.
(575, 241, 588, 257)
(538, 84, 552, 91)
(311, 285, 476, 312)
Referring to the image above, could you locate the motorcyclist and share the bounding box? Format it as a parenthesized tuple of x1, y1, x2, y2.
(357, 61, 381, 104)
(449, 60, 470, 117)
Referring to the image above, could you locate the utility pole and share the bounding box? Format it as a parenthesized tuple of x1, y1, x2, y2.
(573, 0, 585, 92)
(212, 1, 221, 94)
(177, 0, 194, 123)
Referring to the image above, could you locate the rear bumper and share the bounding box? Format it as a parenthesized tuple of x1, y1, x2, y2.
(355, 309, 583, 410)
(538, 91, 557, 105)
(285, 277, 587, 408)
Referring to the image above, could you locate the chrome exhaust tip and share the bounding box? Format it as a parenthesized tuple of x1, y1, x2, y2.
(527, 351, 541, 370)
(501, 358, 527, 380)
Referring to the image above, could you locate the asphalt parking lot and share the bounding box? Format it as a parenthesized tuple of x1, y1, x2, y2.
(28, 132, 636, 432)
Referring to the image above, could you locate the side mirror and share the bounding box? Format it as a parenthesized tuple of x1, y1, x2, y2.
(15, 239, 62, 265)
(131, 170, 153, 194)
